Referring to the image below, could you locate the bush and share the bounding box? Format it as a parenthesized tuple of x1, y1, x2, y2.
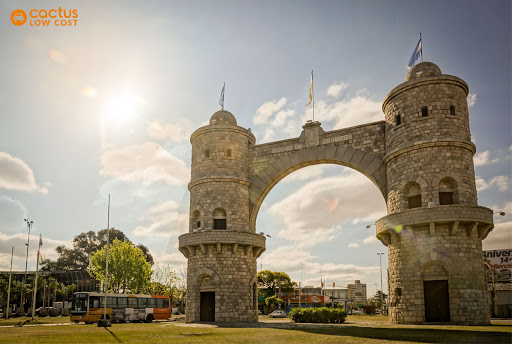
(289, 307, 347, 323)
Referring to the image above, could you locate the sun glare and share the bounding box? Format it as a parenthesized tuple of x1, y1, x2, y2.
(104, 89, 145, 127)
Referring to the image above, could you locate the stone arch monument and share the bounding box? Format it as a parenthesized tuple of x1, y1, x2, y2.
(178, 62, 494, 325)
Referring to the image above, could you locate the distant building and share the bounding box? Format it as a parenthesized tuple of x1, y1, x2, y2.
(348, 280, 367, 307)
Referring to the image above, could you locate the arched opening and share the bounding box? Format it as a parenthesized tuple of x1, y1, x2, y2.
(254, 164, 388, 312)
(404, 181, 422, 209)
(438, 177, 458, 205)
(213, 208, 227, 230)
(192, 210, 202, 230)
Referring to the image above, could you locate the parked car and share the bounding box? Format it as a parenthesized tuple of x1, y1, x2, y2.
(269, 310, 287, 318)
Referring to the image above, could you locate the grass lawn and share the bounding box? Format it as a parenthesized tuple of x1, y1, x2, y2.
(0, 316, 71, 327)
(0, 316, 509, 343)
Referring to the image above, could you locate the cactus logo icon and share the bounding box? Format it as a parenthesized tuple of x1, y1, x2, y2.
(11, 9, 27, 26)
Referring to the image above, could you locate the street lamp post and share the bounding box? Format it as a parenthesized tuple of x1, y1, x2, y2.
(22, 218, 33, 313)
(377, 253, 385, 314)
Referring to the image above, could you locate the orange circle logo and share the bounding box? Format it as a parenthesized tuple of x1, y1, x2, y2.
(11, 9, 27, 26)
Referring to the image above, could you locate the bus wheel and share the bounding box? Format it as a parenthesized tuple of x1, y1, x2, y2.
(145, 314, 154, 323)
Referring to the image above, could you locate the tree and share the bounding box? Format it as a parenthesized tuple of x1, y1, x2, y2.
(265, 295, 283, 312)
(257, 270, 296, 296)
(42, 228, 153, 271)
(370, 290, 388, 309)
(88, 239, 152, 294)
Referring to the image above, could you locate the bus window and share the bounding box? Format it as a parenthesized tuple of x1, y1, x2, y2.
(148, 298, 156, 308)
(107, 297, 117, 309)
(128, 297, 138, 308)
(138, 298, 147, 309)
(156, 298, 164, 308)
(90, 296, 100, 309)
(118, 297, 127, 309)
(164, 298, 169, 308)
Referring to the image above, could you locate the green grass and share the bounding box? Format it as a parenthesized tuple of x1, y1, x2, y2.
(0, 316, 509, 343)
(0, 316, 71, 327)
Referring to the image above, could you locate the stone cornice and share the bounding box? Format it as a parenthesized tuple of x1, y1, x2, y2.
(188, 177, 251, 191)
(384, 140, 476, 164)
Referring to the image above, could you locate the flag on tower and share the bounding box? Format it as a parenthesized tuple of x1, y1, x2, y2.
(219, 83, 225, 110)
(38, 251, 43, 265)
(305, 71, 313, 106)
(406, 35, 422, 69)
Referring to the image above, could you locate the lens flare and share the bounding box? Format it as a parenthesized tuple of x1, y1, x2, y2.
(48, 49, 67, 64)
(81, 85, 97, 98)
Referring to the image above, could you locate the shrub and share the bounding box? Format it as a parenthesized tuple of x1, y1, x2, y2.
(289, 307, 347, 323)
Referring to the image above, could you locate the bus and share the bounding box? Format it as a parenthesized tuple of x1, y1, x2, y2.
(70, 292, 171, 324)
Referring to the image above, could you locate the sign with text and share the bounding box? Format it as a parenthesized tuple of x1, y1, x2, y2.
(483, 249, 512, 282)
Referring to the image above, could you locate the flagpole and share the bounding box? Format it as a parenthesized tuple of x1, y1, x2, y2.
(312, 70, 315, 122)
(31, 235, 42, 321)
(101, 194, 111, 327)
(6, 247, 13, 320)
(420, 33, 423, 62)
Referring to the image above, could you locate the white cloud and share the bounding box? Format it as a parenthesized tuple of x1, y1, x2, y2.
(154, 252, 187, 266)
(132, 200, 188, 237)
(0, 152, 48, 194)
(362, 235, 378, 245)
(476, 176, 489, 191)
(99, 142, 190, 186)
(280, 165, 326, 183)
(327, 82, 349, 98)
(304, 95, 382, 130)
(147, 119, 194, 142)
(253, 98, 287, 125)
(482, 221, 512, 251)
(474, 151, 499, 166)
(477, 175, 511, 192)
(489, 176, 511, 192)
(468, 93, 477, 107)
(0, 232, 68, 270)
(269, 170, 386, 247)
(261, 128, 276, 142)
(348, 243, 360, 248)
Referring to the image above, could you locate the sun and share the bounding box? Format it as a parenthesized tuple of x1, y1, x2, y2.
(104, 89, 145, 127)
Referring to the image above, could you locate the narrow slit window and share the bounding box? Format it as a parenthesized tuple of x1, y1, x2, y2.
(205, 149, 210, 158)
(395, 115, 402, 126)
(450, 105, 456, 116)
(421, 107, 428, 117)
(227, 149, 232, 157)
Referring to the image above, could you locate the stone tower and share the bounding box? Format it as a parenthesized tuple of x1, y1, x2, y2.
(377, 62, 493, 325)
(178, 110, 265, 322)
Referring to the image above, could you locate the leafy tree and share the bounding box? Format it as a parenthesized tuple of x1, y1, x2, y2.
(42, 228, 153, 271)
(257, 270, 296, 296)
(370, 290, 388, 308)
(265, 295, 283, 312)
(89, 239, 152, 294)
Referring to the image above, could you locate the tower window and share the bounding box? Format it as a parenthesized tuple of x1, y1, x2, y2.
(227, 149, 232, 157)
(421, 107, 428, 117)
(408, 195, 421, 209)
(395, 115, 402, 126)
(213, 219, 226, 230)
(439, 177, 458, 205)
(439, 192, 453, 205)
(450, 105, 456, 116)
(205, 149, 210, 158)
(404, 181, 422, 210)
(213, 208, 227, 230)
(196, 221, 201, 229)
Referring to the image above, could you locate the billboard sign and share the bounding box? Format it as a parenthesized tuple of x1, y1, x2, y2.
(483, 249, 512, 282)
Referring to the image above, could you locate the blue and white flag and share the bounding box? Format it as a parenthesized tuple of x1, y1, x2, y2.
(406, 37, 422, 69)
(219, 83, 225, 110)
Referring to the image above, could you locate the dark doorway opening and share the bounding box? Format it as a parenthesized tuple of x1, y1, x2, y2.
(424, 280, 450, 322)
(200, 291, 215, 322)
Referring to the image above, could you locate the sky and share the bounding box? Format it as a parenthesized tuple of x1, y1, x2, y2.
(0, 0, 511, 295)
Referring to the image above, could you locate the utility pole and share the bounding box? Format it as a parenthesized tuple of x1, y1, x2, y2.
(22, 218, 33, 313)
(377, 253, 385, 314)
(99, 194, 112, 327)
(6, 247, 14, 319)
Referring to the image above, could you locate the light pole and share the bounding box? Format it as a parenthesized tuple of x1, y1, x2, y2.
(377, 253, 384, 314)
(22, 218, 33, 312)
